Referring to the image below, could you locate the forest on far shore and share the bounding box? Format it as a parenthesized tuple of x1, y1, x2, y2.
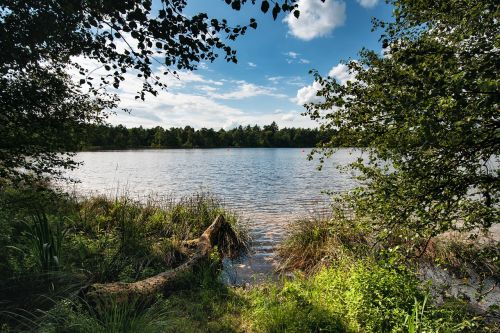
(81, 121, 357, 149)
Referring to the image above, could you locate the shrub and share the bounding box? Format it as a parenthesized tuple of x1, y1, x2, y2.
(247, 259, 480, 332)
(0, 186, 248, 330)
(421, 235, 499, 280)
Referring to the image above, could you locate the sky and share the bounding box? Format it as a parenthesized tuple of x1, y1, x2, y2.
(99, 0, 393, 129)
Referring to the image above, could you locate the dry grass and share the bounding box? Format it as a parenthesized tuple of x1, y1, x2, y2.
(420, 234, 499, 280)
(277, 215, 371, 274)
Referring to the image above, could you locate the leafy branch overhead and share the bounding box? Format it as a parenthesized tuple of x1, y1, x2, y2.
(0, 0, 299, 181)
(1, 0, 300, 99)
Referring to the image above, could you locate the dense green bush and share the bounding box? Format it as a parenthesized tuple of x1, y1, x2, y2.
(247, 259, 481, 333)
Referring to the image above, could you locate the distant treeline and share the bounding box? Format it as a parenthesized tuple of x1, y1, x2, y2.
(80, 122, 351, 149)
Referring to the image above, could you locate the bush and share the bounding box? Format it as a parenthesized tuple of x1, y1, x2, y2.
(247, 259, 481, 332)
(421, 235, 499, 280)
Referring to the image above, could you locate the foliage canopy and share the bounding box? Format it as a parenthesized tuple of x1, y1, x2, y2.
(307, 0, 499, 246)
(79, 122, 334, 149)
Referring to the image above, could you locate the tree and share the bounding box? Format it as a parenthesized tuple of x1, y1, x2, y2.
(0, 0, 300, 181)
(306, 0, 499, 251)
(0, 68, 112, 180)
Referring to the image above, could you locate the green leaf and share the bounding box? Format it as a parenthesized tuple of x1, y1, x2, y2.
(261, 1, 270, 13)
(231, 1, 241, 10)
(272, 3, 281, 20)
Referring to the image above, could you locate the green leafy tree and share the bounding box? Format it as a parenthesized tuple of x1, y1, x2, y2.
(306, 0, 499, 251)
(0, 0, 300, 181)
(79, 122, 327, 148)
(0, 68, 113, 180)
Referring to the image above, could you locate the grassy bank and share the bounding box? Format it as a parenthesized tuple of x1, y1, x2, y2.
(0, 183, 498, 332)
(272, 214, 499, 332)
(0, 183, 248, 332)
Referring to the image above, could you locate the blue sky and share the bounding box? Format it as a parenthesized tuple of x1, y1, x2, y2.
(104, 0, 393, 129)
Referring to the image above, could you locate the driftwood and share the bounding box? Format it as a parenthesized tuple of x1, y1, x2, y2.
(85, 215, 231, 303)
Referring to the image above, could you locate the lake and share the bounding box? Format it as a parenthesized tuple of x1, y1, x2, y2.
(63, 148, 361, 283)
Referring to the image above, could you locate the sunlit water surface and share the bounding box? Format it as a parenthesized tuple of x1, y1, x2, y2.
(62, 148, 362, 283)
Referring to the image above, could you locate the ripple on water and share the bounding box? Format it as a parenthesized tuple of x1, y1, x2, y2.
(61, 148, 361, 284)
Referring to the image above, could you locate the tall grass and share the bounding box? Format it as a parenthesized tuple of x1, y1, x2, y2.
(8, 259, 247, 333)
(2, 184, 495, 332)
(272, 212, 496, 332)
(0, 185, 249, 331)
(420, 235, 499, 280)
(66, 192, 248, 283)
(26, 213, 67, 272)
(8, 297, 170, 333)
(277, 215, 370, 273)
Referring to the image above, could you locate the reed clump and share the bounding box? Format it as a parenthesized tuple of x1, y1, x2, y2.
(277, 215, 371, 273)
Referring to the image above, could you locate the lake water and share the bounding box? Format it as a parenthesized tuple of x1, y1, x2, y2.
(63, 148, 361, 283)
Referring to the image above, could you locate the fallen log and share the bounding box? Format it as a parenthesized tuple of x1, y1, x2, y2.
(85, 214, 235, 303)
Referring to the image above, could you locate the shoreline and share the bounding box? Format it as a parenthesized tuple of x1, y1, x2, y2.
(77, 146, 358, 152)
(1, 184, 498, 330)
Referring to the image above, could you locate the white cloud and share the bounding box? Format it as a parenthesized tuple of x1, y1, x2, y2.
(286, 76, 307, 87)
(356, 0, 378, 8)
(285, 51, 299, 59)
(70, 56, 224, 92)
(223, 120, 242, 130)
(328, 63, 356, 85)
(109, 82, 314, 129)
(293, 62, 356, 106)
(68, 56, 314, 129)
(112, 81, 247, 128)
(268, 75, 307, 87)
(240, 112, 317, 128)
(281, 113, 295, 121)
(267, 76, 284, 83)
(284, 52, 310, 65)
(294, 81, 324, 105)
(164, 70, 219, 87)
(248, 62, 257, 68)
(197, 85, 218, 93)
(284, 0, 346, 41)
(111, 75, 315, 128)
(270, 109, 315, 126)
(212, 82, 287, 100)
